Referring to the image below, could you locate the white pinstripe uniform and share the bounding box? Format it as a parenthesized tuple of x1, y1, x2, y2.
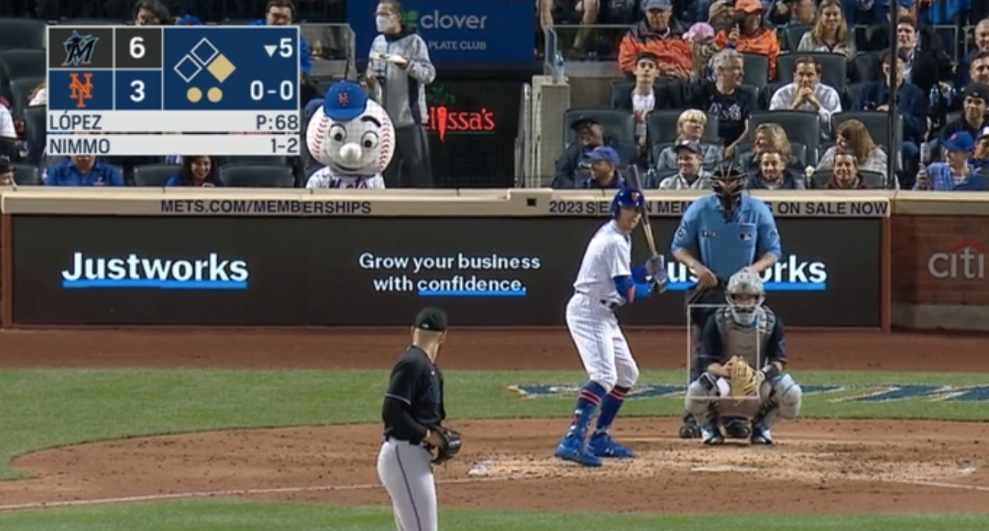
(565, 220, 641, 392)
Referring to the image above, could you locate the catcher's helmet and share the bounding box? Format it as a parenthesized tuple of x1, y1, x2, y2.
(610, 186, 646, 218)
(710, 161, 746, 220)
(725, 269, 766, 326)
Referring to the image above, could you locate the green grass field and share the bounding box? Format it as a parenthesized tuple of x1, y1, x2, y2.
(1, 368, 988, 529)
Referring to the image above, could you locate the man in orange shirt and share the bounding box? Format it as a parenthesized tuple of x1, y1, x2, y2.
(617, 0, 691, 79)
(714, 0, 780, 81)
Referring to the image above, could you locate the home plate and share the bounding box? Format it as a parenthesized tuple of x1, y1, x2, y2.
(692, 465, 761, 473)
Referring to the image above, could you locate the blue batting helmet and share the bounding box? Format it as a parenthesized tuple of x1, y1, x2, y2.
(610, 186, 646, 218)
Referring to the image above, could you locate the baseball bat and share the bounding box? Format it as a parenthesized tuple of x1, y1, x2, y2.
(628, 165, 658, 256)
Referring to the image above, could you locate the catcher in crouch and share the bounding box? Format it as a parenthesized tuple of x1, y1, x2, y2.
(683, 270, 803, 445)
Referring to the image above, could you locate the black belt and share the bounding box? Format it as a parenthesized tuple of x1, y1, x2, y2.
(384, 435, 422, 445)
(600, 299, 620, 310)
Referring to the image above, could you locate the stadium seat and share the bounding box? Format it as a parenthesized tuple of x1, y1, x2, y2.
(133, 164, 180, 187)
(776, 52, 848, 93)
(783, 25, 812, 51)
(0, 50, 46, 101)
(563, 108, 635, 147)
(9, 76, 43, 120)
(748, 110, 821, 163)
(739, 84, 764, 110)
(22, 106, 45, 165)
(849, 52, 881, 83)
(219, 163, 295, 187)
(648, 142, 674, 167)
(844, 81, 869, 108)
(644, 168, 678, 188)
(646, 109, 721, 145)
(0, 18, 47, 51)
(741, 53, 770, 87)
(811, 169, 886, 188)
(11, 163, 41, 185)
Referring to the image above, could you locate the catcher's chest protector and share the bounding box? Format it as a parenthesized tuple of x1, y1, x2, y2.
(716, 308, 777, 369)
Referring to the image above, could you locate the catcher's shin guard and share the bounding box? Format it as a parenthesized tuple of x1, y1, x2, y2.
(679, 411, 701, 438)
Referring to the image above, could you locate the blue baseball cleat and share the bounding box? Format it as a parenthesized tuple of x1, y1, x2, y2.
(588, 432, 636, 458)
(555, 435, 603, 467)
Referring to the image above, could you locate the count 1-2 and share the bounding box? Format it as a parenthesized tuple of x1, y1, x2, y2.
(49, 113, 104, 131)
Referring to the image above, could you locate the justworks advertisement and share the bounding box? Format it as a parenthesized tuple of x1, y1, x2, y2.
(10, 216, 881, 327)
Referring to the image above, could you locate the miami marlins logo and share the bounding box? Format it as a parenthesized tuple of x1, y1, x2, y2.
(62, 31, 98, 67)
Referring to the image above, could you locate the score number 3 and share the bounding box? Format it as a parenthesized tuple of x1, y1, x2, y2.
(129, 37, 147, 103)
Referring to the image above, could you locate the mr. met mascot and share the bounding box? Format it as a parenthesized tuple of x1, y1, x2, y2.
(306, 81, 395, 189)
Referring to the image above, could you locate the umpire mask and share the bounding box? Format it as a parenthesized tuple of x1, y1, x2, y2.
(711, 162, 746, 221)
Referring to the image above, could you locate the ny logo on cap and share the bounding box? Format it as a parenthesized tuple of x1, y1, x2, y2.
(337, 92, 350, 107)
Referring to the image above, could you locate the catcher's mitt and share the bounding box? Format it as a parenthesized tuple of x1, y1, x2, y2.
(428, 426, 463, 465)
(728, 356, 764, 397)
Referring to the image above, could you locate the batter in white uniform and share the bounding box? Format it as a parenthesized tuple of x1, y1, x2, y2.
(555, 187, 667, 467)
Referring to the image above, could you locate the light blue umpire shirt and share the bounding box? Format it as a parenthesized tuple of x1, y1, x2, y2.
(671, 194, 782, 281)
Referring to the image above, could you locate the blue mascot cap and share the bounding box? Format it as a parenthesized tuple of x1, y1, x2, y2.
(322, 81, 369, 122)
(610, 186, 646, 218)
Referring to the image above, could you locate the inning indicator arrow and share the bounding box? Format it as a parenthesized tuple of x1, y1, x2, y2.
(264, 45, 276, 57)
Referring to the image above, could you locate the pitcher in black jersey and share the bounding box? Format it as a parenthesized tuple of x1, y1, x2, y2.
(377, 307, 450, 531)
(683, 270, 804, 445)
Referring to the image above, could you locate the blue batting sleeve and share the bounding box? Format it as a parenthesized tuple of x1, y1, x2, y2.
(757, 202, 782, 259)
(671, 200, 701, 254)
(631, 266, 650, 283)
(614, 275, 653, 303)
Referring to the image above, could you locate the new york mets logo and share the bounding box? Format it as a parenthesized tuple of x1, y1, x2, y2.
(62, 31, 98, 67)
(69, 73, 94, 109)
(337, 92, 349, 107)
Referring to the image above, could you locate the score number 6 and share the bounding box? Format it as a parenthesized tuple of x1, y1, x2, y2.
(129, 37, 147, 103)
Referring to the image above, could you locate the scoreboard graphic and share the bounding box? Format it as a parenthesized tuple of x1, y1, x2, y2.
(46, 26, 302, 156)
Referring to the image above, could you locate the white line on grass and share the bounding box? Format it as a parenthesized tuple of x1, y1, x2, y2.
(0, 475, 516, 512)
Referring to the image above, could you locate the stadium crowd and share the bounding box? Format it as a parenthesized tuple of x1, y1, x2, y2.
(0, 0, 987, 191)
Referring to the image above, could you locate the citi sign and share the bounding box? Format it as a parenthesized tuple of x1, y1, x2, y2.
(664, 255, 828, 291)
(928, 240, 985, 279)
(61, 252, 249, 290)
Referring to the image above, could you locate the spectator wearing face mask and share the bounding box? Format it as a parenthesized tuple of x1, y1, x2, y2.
(578, 146, 628, 189)
(656, 140, 713, 189)
(915, 132, 987, 191)
(716, 0, 780, 80)
(797, 0, 855, 60)
(165, 156, 222, 187)
(366, 0, 436, 188)
(769, 55, 842, 139)
(553, 116, 638, 189)
(824, 149, 872, 189)
(748, 149, 806, 189)
(45, 156, 125, 187)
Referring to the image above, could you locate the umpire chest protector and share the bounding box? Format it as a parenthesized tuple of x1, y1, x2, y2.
(714, 307, 777, 368)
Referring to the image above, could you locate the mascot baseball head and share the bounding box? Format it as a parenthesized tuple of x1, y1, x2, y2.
(307, 81, 395, 175)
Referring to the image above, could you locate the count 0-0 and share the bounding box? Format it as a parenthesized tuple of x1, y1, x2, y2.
(250, 80, 294, 101)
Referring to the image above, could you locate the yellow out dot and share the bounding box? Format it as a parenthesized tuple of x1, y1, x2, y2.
(186, 87, 202, 103)
(207, 87, 223, 102)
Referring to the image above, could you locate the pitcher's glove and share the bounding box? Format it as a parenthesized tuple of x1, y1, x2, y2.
(728, 356, 764, 397)
(428, 426, 463, 465)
